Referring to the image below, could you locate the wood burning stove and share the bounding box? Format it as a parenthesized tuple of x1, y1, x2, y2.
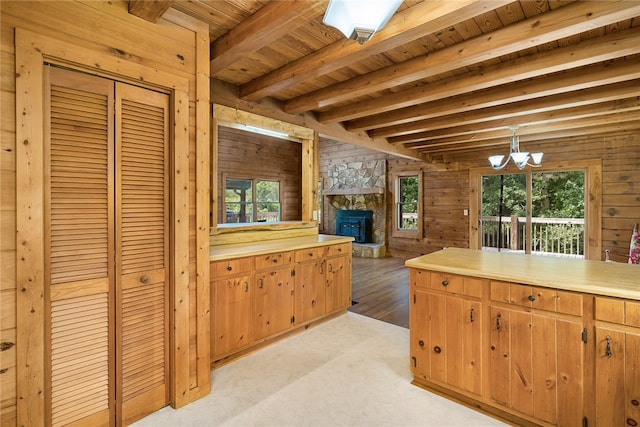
(336, 209, 373, 243)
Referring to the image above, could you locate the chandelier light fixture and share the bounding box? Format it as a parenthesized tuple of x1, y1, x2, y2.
(488, 126, 543, 170)
(323, 0, 403, 44)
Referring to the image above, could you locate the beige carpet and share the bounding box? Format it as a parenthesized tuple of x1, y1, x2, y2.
(132, 312, 505, 426)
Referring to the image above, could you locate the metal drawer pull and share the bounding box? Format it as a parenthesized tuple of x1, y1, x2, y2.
(140, 275, 150, 284)
(433, 346, 442, 354)
(227, 265, 233, 271)
(470, 307, 475, 323)
(605, 335, 612, 358)
(244, 281, 249, 293)
(442, 279, 448, 287)
(528, 294, 536, 302)
(496, 313, 502, 331)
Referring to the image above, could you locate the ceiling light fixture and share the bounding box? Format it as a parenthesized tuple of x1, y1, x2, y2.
(322, 0, 403, 44)
(488, 126, 543, 171)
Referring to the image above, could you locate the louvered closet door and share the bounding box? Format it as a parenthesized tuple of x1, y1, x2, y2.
(47, 67, 115, 427)
(47, 67, 170, 426)
(115, 82, 170, 425)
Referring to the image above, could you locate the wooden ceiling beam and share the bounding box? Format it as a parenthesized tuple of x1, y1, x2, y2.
(415, 121, 640, 154)
(210, 1, 326, 76)
(210, 79, 424, 161)
(365, 58, 640, 138)
(326, 26, 640, 127)
(238, 0, 508, 101)
(128, 0, 174, 23)
(405, 111, 640, 151)
(390, 97, 640, 145)
(285, 1, 640, 115)
(380, 80, 640, 141)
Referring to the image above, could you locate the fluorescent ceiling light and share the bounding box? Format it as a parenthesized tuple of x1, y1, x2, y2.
(244, 125, 289, 139)
(323, 0, 403, 44)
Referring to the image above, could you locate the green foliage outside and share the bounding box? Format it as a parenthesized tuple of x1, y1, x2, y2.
(481, 171, 585, 218)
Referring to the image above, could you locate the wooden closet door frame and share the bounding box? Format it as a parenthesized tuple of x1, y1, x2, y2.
(15, 28, 200, 425)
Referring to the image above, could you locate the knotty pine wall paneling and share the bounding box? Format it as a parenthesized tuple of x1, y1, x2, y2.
(1, 1, 211, 425)
(319, 132, 640, 261)
(216, 126, 302, 224)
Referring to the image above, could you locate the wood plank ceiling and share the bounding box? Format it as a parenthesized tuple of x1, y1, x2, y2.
(131, 0, 640, 161)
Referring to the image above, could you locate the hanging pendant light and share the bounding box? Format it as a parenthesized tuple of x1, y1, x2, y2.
(323, 0, 403, 44)
(488, 126, 543, 170)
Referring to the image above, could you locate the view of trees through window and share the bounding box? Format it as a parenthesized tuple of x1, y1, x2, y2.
(481, 171, 585, 257)
(397, 175, 419, 230)
(225, 178, 280, 223)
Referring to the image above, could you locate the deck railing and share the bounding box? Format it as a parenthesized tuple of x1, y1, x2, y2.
(481, 216, 585, 257)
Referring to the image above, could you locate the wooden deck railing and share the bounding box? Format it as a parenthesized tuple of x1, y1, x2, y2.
(481, 216, 585, 257)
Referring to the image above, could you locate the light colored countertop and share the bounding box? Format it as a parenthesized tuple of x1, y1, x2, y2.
(405, 247, 640, 301)
(210, 234, 354, 261)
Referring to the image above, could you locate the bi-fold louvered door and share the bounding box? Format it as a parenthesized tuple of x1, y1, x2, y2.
(46, 66, 170, 426)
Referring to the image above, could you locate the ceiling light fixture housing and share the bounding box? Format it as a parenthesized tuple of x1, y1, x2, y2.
(488, 126, 543, 171)
(323, 0, 403, 44)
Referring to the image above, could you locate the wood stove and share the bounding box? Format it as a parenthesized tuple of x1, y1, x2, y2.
(336, 209, 373, 243)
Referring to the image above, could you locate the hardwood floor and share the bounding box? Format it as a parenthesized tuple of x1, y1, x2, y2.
(349, 256, 410, 328)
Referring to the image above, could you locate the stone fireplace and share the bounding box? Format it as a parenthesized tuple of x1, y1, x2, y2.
(324, 160, 386, 257)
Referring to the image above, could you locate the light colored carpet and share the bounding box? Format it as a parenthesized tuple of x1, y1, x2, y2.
(132, 312, 505, 427)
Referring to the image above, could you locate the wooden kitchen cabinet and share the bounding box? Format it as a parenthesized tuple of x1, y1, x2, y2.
(325, 243, 352, 314)
(594, 297, 640, 427)
(210, 257, 254, 360)
(410, 270, 483, 397)
(489, 280, 585, 426)
(253, 251, 294, 340)
(210, 239, 352, 364)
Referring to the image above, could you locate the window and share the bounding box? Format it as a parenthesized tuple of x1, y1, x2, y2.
(392, 172, 422, 238)
(225, 177, 281, 223)
(470, 160, 602, 260)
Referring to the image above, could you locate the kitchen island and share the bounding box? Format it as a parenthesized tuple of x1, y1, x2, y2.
(406, 248, 639, 427)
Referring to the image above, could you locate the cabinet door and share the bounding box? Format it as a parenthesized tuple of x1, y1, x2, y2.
(211, 275, 252, 359)
(295, 261, 326, 323)
(489, 307, 511, 406)
(326, 254, 351, 313)
(462, 299, 482, 396)
(410, 288, 430, 380)
(254, 267, 294, 340)
(595, 327, 640, 427)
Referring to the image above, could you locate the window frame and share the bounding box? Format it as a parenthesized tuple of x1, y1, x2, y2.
(391, 171, 423, 239)
(223, 174, 282, 224)
(469, 160, 602, 260)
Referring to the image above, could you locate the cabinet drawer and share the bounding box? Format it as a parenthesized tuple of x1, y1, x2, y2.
(491, 281, 577, 314)
(211, 257, 254, 278)
(254, 251, 293, 270)
(412, 269, 430, 289)
(326, 242, 351, 258)
(463, 277, 483, 298)
(430, 272, 464, 294)
(295, 247, 326, 262)
(595, 296, 640, 326)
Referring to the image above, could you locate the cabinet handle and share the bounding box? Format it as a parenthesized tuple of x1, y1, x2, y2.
(259, 278, 264, 289)
(244, 281, 249, 293)
(470, 307, 475, 323)
(227, 265, 233, 271)
(605, 335, 612, 358)
(442, 279, 448, 287)
(528, 294, 536, 302)
(433, 346, 442, 354)
(418, 340, 425, 348)
(140, 275, 150, 284)
(496, 313, 502, 331)
(273, 258, 279, 263)
(329, 263, 333, 273)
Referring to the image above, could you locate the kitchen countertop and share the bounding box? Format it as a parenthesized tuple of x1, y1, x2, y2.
(210, 234, 354, 261)
(405, 247, 640, 301)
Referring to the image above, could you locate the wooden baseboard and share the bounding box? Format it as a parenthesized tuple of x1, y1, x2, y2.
(411, 378, 549, 427)
(211, 310, 346, 369)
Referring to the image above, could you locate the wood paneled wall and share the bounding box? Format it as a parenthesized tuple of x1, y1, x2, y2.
(0, 2, 210, 425)
(216, 127, 302, 223)
(319, 132, 640, 261)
